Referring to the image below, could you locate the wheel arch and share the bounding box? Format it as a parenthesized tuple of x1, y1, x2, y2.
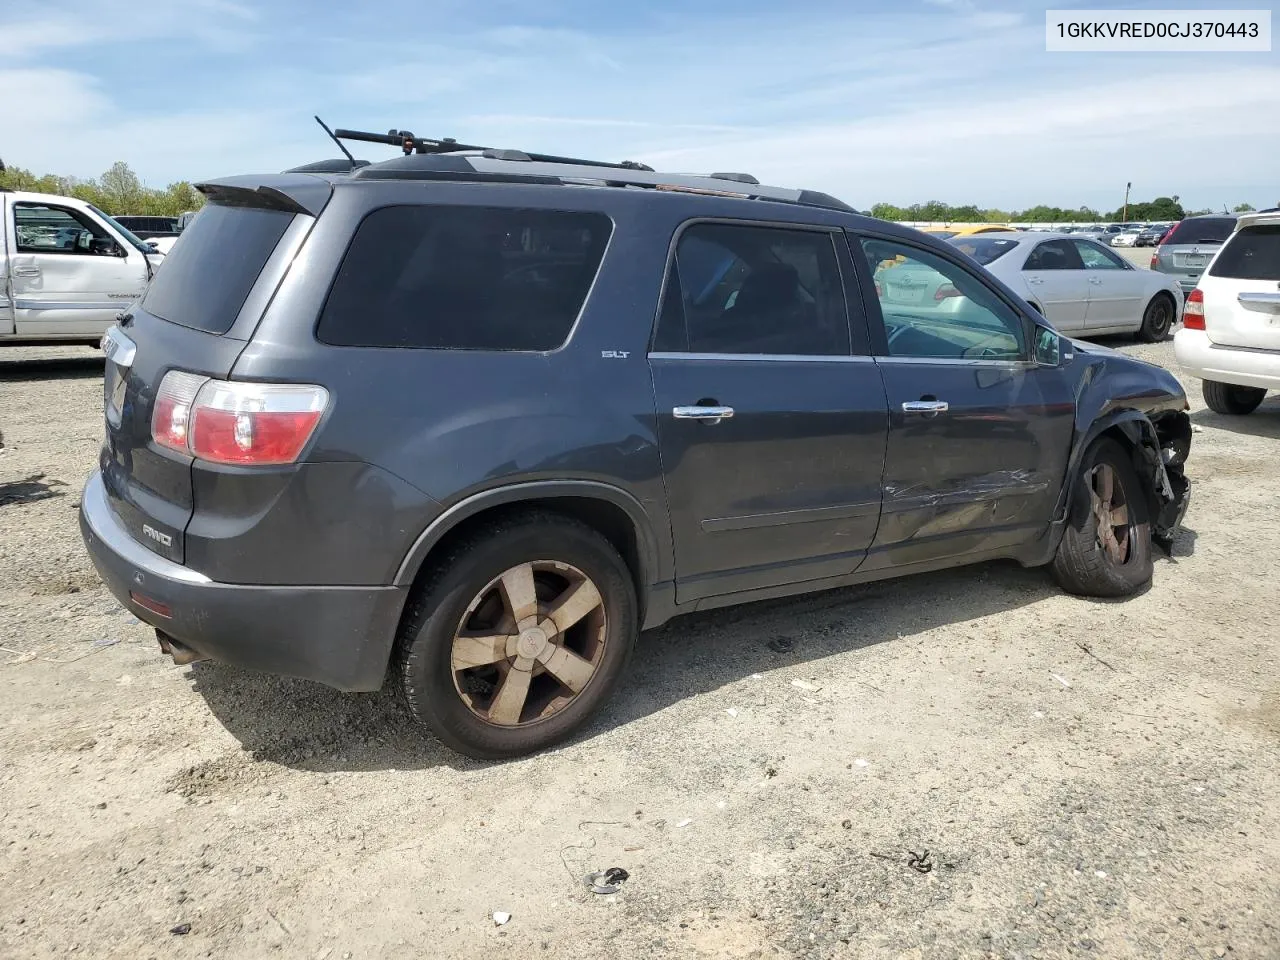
(1055, 408, 1190, 545)
(393, 480, 663, 617)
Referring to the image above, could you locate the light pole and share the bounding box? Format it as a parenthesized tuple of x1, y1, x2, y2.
(1123, 182, 1131, 222)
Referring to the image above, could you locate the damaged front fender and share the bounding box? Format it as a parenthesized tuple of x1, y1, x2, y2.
(1058, 409, 1191, 554)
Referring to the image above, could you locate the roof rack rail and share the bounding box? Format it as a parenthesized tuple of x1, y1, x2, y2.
(331, 126, 655, 172)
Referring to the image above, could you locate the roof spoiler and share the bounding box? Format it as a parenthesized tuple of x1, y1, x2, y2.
(195, 174, 333, 217)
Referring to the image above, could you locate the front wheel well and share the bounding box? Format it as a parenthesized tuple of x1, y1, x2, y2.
(1090, 412, 1190, 546)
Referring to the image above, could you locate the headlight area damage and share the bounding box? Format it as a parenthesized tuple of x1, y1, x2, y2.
(1134, 410, 1192, 552)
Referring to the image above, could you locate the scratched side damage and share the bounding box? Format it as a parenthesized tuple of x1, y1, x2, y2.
(881, 469, 1051, 542)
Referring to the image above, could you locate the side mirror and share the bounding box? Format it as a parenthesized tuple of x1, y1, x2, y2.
(89, 237, 125, 257)
(1033, 324, 1062, 367)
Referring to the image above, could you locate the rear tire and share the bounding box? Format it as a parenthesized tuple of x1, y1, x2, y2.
(397, 511, 638, 760)
(1051, 438, 1153, 598)
(1202, 380, 1266, 416)
(1138, 293, 1175, 342)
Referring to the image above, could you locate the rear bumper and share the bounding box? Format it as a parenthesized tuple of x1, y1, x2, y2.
(79, 470, 406, 691)
(1174, 329, 1280, 392)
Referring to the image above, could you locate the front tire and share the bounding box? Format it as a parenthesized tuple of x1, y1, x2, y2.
(1202, 380, 1266, 415)
(1138, 293, 1175, 342)
(1051, 438, 1153, 598)
(397, 511, 638, 760)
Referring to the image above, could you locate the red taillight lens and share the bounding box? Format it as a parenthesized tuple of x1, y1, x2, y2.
(1149, 252, 1159, 269)
(934, 283, 962, 301)
(152, 371, 209, 454)
(151, 373, 328, 465)
(1183, 289, 1205, 330)
(189, 381, 329, 465)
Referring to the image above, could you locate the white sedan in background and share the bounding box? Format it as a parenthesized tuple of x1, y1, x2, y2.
(1174, 209, 1280, 414)
(923, 232, 1183, 340)
(1110, 229, 1142, 247)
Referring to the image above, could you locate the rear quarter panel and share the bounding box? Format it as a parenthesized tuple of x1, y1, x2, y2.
(230, 182, 687, 587)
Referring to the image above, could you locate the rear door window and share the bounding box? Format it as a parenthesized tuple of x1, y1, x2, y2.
(317, 205, 612, 351)
(142, 203, 294, 334)
(1024, 240, 1084, 271)
(1208, 225, 1280, 281)
(652, 222, 851, 356)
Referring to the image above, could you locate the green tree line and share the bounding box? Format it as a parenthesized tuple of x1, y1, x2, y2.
(868, 196, 1258, 223)
(0, 160, 204, 218)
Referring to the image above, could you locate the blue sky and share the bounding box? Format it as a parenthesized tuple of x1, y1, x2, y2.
(2, 0, 1277, 211)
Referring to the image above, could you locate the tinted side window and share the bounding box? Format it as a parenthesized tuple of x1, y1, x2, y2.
(13, 204, 108, 255)
(1023, 240, 1083, 271)
(318, 206, 611, 351)
(143, 204, 294, 334)
(860, 238, 1027, 361)
(653, 223, 850, 356)
(1073, 240, 1127, 269)
(1208, 225, 1280, 280)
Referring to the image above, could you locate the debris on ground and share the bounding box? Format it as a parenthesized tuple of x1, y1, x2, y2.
(790, 679, 820, 692)
(676, 818, 692, 828)
(768, 636, 794, 653)
(1050, 672, 1073, 689)
(492, 912, 511, 926)
(584, 867, 630, 895)
(170, 923, 192, 935)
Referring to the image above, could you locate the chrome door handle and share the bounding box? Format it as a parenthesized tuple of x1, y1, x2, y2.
(902, 400, 949, 415)
(1088, 278, 1104, 285)
(673, 405, 735, 421)
(13, 267, 40, 277)
(1026, 277, 1044, 285)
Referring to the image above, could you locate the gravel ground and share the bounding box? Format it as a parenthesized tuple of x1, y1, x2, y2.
(1, 323, 1278, 960)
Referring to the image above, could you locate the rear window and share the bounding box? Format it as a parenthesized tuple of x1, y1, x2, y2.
(317, 205, 612, 351)
(1208, 224, 1280, 281)
(142, 204, 293, 334)
(1165, 217, 1236, 245)
(949, 236, 1020, 265)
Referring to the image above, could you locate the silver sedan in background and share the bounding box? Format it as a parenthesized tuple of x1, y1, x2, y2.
(874, 232, 1183, 341)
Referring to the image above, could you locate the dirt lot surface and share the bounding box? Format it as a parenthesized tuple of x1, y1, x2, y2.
(2, 332, 1278, 960)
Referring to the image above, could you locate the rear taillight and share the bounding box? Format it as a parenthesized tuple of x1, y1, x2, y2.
(152, 371, 207, 455)
(152, 372, 328, 465)
(1183, 289, 1205, 330)
(934, 283, 962, 301)
(1149, 252, 1159, 269)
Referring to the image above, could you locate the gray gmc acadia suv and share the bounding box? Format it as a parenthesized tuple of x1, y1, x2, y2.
(80, 130, 1192, 759)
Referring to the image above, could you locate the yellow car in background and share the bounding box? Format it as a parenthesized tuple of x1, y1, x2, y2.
(918, 224, 1017, 240)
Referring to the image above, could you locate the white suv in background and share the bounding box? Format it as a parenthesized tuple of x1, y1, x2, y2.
(1175, 210, 1280, 415)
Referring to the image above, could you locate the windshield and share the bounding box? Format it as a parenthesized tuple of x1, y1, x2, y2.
(949, 235, 1020, 265)
(88, 204, 155, 255)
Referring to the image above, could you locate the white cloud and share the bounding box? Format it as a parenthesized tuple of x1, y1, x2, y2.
(1, 0, 261, 57)
(633, 66, 1280, 209)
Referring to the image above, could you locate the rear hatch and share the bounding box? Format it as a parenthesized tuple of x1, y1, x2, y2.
(100, 192, 311, 563)
(1199, 216, 1280, 351)
(1153, 216, 1236, 287)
